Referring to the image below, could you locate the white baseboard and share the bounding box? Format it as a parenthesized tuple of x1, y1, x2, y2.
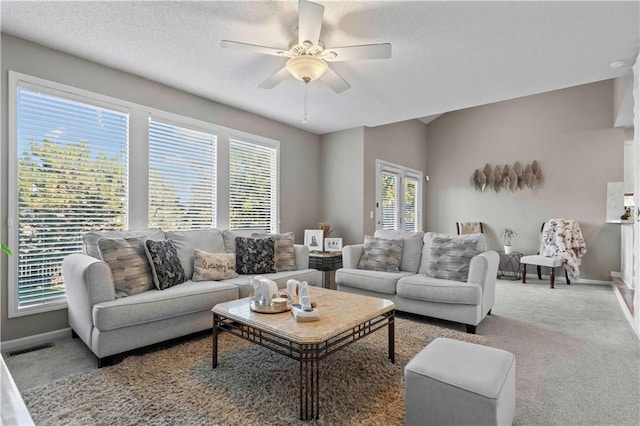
(0, 328, 71, 352)
(611, 286, 640, 340)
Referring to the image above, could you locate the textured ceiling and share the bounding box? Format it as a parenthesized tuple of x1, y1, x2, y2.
(1, 1, 638, 134)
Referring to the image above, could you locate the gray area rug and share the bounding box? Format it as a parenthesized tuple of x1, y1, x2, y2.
(20, 318, 487, 425)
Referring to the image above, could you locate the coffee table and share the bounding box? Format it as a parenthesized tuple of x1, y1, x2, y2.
(211, 287, 395, 420)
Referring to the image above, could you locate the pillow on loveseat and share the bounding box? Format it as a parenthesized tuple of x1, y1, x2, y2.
(97, 237, 155, 297)
(235, 237, 277, 275)
(192, 249, 237, 281)
(357, 236, 404, 273)
(425, 234, 483, 282)
(251, 232, 296, 272)
(145, 240, 186, 290)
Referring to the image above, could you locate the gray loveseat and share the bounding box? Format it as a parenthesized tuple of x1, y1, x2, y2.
(62, 227, 321, 366)
(335, 231, 499, 333)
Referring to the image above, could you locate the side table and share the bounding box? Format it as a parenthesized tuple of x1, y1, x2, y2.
(308, 251, 342, 289)
(497, 251, 523, 280)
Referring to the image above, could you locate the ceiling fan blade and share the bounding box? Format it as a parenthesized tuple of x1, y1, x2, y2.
(321, 66, 350, 93)
(221, 40, 290, 57)
(298, 0, 324, 46)
(324, 43, 392, 62)
(258, 67, 291, 89)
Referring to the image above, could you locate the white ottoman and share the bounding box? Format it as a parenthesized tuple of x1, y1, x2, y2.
(405, 337, 515, 426)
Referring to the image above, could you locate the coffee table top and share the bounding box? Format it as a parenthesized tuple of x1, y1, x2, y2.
(212, 287, 394, 344)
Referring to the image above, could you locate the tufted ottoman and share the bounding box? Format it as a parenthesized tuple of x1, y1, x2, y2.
(405, 337, 515, 426)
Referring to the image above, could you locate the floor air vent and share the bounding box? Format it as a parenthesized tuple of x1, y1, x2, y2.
(7, 342, 53, 357)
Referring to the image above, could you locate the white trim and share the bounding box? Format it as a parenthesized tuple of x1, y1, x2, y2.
(0, 328, 71, 352)
(611, 286, 640, 340)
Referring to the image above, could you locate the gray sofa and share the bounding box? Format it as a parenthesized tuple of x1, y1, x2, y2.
(62, 228, 321, 366)
(335, 230, 499, 333)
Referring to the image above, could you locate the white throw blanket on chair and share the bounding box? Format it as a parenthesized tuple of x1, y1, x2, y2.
(541, 219, 587, 280)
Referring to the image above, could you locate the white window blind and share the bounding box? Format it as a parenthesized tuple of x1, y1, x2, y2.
(404, 175, 418, 231)
(229, 139, 277, 232)
(381, 171, 400, 230)
(148, 120, 217, 229)
(16, 86, 128, 309)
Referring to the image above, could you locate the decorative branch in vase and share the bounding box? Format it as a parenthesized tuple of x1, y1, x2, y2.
(317, 222, 333, 238)
(500, 227, 517, 254)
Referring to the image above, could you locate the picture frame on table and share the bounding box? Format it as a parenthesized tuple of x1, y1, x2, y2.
(304, 230, 324, 252)
(324, 238, 343, 252)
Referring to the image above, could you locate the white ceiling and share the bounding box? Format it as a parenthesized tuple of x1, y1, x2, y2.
(1, 1, 638, 135)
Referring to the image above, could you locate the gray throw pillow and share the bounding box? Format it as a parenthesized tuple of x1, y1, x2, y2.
(144, 240, 186, 290)
(192, 250, 238, 281)
(426, 235, 482, 282)
(357, 236, 404, 273)
(97, 237, 155, 297)
(251, 232, 296, 272)
(235, 237, 276, 275)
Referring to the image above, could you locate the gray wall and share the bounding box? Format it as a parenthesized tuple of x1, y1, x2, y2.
(363, 120, 429, 236)
(1, 34, 321, 341)
(425, 80, 624, 281)
(320, 128, 364, 245)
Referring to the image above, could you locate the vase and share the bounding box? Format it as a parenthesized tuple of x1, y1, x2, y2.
(504, 245, 513, 254)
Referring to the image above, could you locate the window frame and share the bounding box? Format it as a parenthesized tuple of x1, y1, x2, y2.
(375, 159, 423, 232)
(7, 71, 281, 317)
(8, 71, 132, 318)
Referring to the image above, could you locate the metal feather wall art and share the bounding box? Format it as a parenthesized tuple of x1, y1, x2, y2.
(470, 161, 543, 192)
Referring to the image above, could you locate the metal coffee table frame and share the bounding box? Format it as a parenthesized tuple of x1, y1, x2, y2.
(212, 310, 395, 421)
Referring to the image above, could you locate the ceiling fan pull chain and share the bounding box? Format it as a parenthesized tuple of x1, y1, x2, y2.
(302, 83, 309, 124)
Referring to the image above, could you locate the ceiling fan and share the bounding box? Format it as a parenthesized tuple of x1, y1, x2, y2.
(221, 0, 392, 94)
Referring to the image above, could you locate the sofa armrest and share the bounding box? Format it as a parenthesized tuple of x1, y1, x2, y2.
(62, 253, 117, 344)
(342, 244, 364, 269)
(468, 250, 499, 315)
(294, 244, 310, 270)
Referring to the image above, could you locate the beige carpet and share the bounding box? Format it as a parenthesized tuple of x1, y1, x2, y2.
(22, 318, 488, 425)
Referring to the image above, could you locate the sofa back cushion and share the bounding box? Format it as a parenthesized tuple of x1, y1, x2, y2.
(192, 250, 238, 281)
(84, 228, 165, 259)
(222, 229, 258, 253)
(373, 230, 425, 273)
(420, 233, 486, 282)
(251, 232, 296, 272)
(166, 228, 225, 280)
(144, 240, 187, 290)
(357, 236, 404, 273)
(97, 237, 155, 297)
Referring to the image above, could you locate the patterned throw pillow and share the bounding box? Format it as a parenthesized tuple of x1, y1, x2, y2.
(251, 232, 296, 272)
(193, 250, 238, 281)
(97, 237, 155, 297)
(426, 235, 482, 282)
(235, 237, 276, 275)
(144, 240, 186, 290)
(357, 236, 404, 273)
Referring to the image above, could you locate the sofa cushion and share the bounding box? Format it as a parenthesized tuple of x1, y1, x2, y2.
(357, 236, 404, 273)
(235, 237, 277, 274)
(222, 229, 258, 253)
(419, 233, 487, 276)
(193, 250, 237, 281)
(374, 230, 424, 273)
(92, 280, 239, 331)
(335, 268, 413, 295)
(166, 228, 225, 280)
(251, 232, 296, 272)
(85, 228, 165, 259)
(144, 240, 186, 290)
(397, 274, 483, 305)
(97, 237, 155, 298)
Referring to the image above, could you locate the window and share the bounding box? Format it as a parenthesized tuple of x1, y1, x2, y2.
(376, 160, 422, 231)
(8, 72, 281, 317)
(148, 119, 217, 229)
(11, 80, 128, 315)
(229, 139, 277, 232)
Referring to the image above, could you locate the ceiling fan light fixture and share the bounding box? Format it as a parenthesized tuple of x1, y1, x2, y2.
(286, 56, 328, 83)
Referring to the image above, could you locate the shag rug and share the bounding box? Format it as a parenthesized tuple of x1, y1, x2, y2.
(23, 318, 488, 425)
